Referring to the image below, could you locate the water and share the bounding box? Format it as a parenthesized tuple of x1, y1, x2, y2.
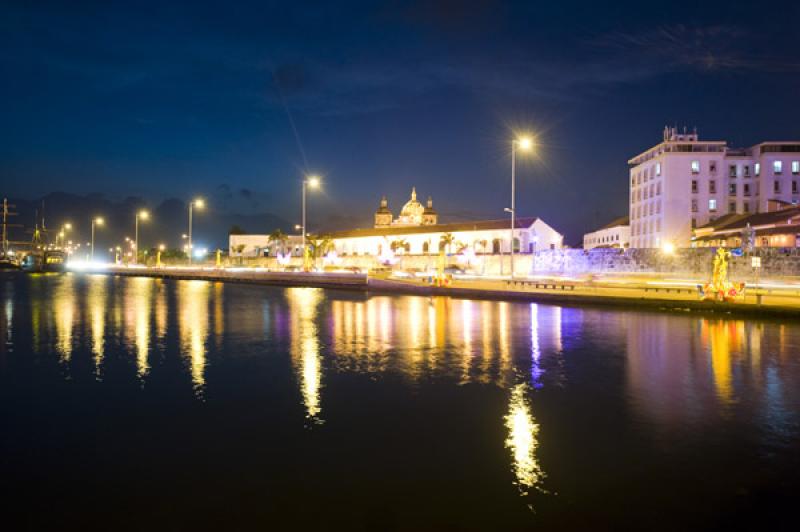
(2, 273, 800, 530)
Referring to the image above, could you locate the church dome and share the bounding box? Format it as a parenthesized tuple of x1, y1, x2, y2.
(399, 187, 424, 219)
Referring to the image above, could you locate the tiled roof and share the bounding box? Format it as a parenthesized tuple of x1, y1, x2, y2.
(696, 206, 800, 233)
(597, 216, 629, 231)
(326, 217, 539, 239)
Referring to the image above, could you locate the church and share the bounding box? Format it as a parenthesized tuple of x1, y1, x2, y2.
(229, 187, 564, 260)
(325, 187, 563, 257)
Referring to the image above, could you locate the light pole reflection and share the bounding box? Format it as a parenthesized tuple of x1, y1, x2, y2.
(178, 280, 210, 397)
(505, 382, 543, 495)
(287, 287, 324, 422)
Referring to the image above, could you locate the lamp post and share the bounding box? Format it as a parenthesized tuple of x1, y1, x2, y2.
(134, 210, 149, 264)
(91, 217, 104, 261)
(509, 136, 533, 278)
(301, 176, 320, 265)
(188, 199, 204, 264)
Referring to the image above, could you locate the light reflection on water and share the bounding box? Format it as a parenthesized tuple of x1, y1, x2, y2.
(3, 273, 800, 521)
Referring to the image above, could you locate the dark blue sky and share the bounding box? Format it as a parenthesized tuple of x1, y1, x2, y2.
(2, 0, 799, 243)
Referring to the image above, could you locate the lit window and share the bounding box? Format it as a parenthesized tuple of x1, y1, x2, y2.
(774, 161, 783, 174)
(656, 162, 661, 176)
(709, 199, 717, 211)
(755, 162, 761, 176)
(691, 160, 700, 173)
(793, 161, 799, 174)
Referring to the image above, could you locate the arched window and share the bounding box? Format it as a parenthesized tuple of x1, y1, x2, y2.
(422, 241, 429, 253)
(439, 239, 446, 252)
(492, 239, 501, 254)
(512, 238, 520, 252)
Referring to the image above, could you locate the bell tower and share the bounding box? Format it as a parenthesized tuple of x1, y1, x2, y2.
(374, 195, 393, 227)
(422, 196, 438, 225)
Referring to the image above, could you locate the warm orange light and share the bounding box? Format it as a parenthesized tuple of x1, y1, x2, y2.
(95, 217, 104, 226)
(139, 210, 150, 220)
(307, 176, 321, 188)
(194, 199, 205, 209)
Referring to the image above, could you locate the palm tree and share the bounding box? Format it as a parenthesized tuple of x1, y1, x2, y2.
(319, 234, 334, 257)
(440, 232, 455, 254)
(268, 229, 288, 256)
(391, 238, 408, 253)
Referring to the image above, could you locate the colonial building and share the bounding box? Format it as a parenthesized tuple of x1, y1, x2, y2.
(322, 188, 562, 256)
(229, 187, 564, 259)
(583, 216, 630, 249)
(693, 201, 800, 248)
(629, 127, 800, 249)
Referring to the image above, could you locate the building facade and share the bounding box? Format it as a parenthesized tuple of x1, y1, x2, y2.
(229, 188, 564, 260)
(583, 216, 630, 250)
(693, 202, 800, 248)
(629, 127, 800, 249)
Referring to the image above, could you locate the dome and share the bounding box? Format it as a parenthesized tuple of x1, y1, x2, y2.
(399, 187, 424, 219)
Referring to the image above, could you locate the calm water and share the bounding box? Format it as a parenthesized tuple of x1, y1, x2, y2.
(2, 273, 800, 530)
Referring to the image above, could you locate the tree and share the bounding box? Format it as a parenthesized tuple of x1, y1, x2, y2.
(229, 225, 246, 235)
(440, 233, 455, 254)
(268, 229, 288, 255)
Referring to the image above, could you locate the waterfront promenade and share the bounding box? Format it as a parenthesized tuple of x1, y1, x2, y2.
(93, 265, 800, 317)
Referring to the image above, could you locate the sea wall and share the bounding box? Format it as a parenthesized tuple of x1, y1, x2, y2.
(220, 248, 800, 279)
(533, 248, 800, 279)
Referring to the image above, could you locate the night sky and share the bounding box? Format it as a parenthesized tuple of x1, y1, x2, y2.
(2, 0, 800, 246)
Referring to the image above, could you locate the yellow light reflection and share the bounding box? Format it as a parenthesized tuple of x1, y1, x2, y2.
(127, 277, 152, 378)
(505, 383, 543, 495)
(53, 276, 75, 361)
(287, 287, 324, 421)
(178, 280, 210, 396)
(87, 275, 106, 374)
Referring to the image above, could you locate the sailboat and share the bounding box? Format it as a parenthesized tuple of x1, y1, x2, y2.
(0, 199, 20, 270)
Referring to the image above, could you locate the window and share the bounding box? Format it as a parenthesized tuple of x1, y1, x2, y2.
(794, 181, 798, 194)
(729, 183, 737, 195)
(691, 199, 698, 212)
(422, 241, 429, 253)
(656, 162, 661, 176)
(691, 160, 700, 173)
(743, 202, 750, 213)
(709, 180, 716, 194)
(710, 161, 717, 173)
(691, 180, 698, 193)
(775, 180, 781, 193)
(729, 201, 736, 213)
(729, 165, 737, 177)
(709, 199, 717, 211)
(793, 161, 799, 174)
(774, 161, 783, 174)
(656, 182, 662, 195)
(755, 162, 761, 176)
(691, 218, 697, 229)
(743, 183, 750, 196)
(744, 165, 750, 177)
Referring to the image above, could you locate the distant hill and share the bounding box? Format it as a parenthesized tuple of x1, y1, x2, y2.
(5, 192, 290, 252)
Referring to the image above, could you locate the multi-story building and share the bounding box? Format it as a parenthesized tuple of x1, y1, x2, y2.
(583, 216, 630, 249)
(628, 127, 800, 248)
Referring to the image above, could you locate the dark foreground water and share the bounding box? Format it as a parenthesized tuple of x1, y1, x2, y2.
(1, 273, 800, 530)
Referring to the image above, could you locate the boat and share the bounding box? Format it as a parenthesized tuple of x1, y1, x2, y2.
(0, 199, 20, 270)
(20, 253, 43, 272)
(43, 249, 67, 272)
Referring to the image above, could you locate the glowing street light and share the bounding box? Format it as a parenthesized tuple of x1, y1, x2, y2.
(91, 217, 104, 261)
(134, 209, 150, 264)
(188, 198, 205, 264)
(509, 135, 534, 278)
(301, 175, 321, 265)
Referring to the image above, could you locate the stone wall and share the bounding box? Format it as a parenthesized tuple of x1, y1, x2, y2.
(533, 248, 800, 279)
(224, 248, 800, 280)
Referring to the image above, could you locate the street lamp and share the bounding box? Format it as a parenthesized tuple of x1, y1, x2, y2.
(134, 210, 149, 264)
(509, 135, 533, 278)
(188, 198, 204, 264)
(91, 217, 104, 261)
(301, 176, 320, 265)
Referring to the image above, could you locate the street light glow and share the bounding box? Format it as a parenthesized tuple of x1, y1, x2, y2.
(307, 176, 321, 188)
(139, 210, 150, 220)
(64, 223, 72, 230)
(662, 242, 676, 255)
(95, 217, 104, 225)
(194, 198, 205, 209)
(517, 136, 533, 151)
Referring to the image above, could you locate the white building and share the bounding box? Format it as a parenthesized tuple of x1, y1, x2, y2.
(229, 188, 564, 259)
(629, 127, 800, 248)
(229, 234, 303, 258)
(583, 216, 630, 249)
